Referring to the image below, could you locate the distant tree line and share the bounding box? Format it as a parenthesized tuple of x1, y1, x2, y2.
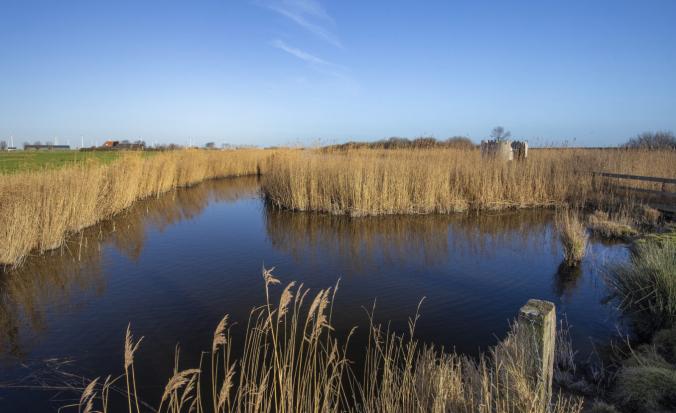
(326, 136, 476, 151)
(622, 131, 675, 150)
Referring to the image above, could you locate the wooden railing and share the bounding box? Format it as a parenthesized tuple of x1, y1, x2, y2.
(591, 171, 676, 185)
(590, 171, 676, 214)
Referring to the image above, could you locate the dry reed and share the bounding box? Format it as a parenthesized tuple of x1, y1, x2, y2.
(587, 210, 638, 240)
(261, 148, 676, 216)
(556, 210, 588, 266)
(2, 147, 673, 267)
(0, 149, 272, 267)
(70, 268, 583, 413)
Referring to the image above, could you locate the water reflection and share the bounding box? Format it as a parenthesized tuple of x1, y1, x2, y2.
(0, 177, 626, 412)
(0, 177, 259, 359)
(553, 262, 583, 299)
(265, 208, 557, 271)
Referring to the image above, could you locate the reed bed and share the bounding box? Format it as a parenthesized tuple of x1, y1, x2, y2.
(70, 268, 583, 413)
(0, 149, 272, 267)
(261, 148, 676, 216)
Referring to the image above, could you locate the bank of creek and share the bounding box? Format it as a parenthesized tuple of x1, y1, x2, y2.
(0, 176, 628, 411)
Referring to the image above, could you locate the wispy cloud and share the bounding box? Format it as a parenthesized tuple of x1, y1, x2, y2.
(271, 39, 332, 66)
(271, 39, 354, 86)
(260, 0, 342, 48)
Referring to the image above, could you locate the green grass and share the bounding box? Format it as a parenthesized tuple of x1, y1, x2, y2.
(0, 150, 119, 174)
(607, 230, 676, 336)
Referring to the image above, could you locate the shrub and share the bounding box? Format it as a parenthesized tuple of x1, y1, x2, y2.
(623, 131, 676, 150)
(443, 136, 475, 149)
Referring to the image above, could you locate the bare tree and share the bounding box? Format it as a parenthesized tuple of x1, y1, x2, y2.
(623, 131, 676, 150)
(490, 126, 511, 142)
(0, 140, 7, 151)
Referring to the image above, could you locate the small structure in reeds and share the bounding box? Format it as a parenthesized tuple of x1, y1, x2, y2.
(480, 139, 528, 161)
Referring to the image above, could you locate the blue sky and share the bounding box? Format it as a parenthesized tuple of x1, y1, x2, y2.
(1, 0, 674, 147)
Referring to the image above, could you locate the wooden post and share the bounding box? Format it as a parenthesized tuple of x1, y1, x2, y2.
(518, 299, 556, 410)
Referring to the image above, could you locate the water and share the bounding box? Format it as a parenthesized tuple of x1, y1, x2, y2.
(0, 177, 627, 411)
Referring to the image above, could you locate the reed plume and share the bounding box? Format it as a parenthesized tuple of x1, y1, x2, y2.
(71, 276, 584, 413)
(124, 324, 143, 413)
(78, 377, 99, 413)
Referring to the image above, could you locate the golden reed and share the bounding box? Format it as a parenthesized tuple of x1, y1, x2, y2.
(261, 148, 676, 216)
(70, 269, 584, 413)
(0, 149, 272, 267)
(2, 147, 674, 267)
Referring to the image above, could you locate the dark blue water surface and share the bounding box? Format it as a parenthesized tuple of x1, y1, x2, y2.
(0, 177, 627, 411)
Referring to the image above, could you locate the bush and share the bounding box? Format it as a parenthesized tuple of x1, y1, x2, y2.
(324, 136, 476, 151)
(443, 136, 476, 149)
(623, 131, 676, 150)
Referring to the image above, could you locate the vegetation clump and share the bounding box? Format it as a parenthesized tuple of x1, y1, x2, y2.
(556, 210, 588, 266)
(622, 130, 676, 150)
(612, 345, 676, 412)
(607, 232, 676, 336)
(326, 136, 476, 151)
(587, 210, 638, 240)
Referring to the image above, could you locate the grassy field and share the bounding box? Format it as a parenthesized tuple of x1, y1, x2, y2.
(0, 150, 119, 174)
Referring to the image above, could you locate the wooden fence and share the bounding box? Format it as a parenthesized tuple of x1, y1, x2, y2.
(591, 171, 676, 214)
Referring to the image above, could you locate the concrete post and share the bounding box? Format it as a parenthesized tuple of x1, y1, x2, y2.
(518, 299, 556, 410)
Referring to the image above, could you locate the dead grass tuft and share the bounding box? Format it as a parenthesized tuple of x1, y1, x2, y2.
(556, 210, 588, 266)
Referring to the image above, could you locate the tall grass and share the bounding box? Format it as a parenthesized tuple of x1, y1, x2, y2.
(0, 149, 272, 267)
(69, 268, 583, 413)
(587, 210, 637, 240)
(2, 147, 674, 267)
(556, 210, 588, 266)
(261, 148, 676, 216)
(607, 233, 676, 335)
